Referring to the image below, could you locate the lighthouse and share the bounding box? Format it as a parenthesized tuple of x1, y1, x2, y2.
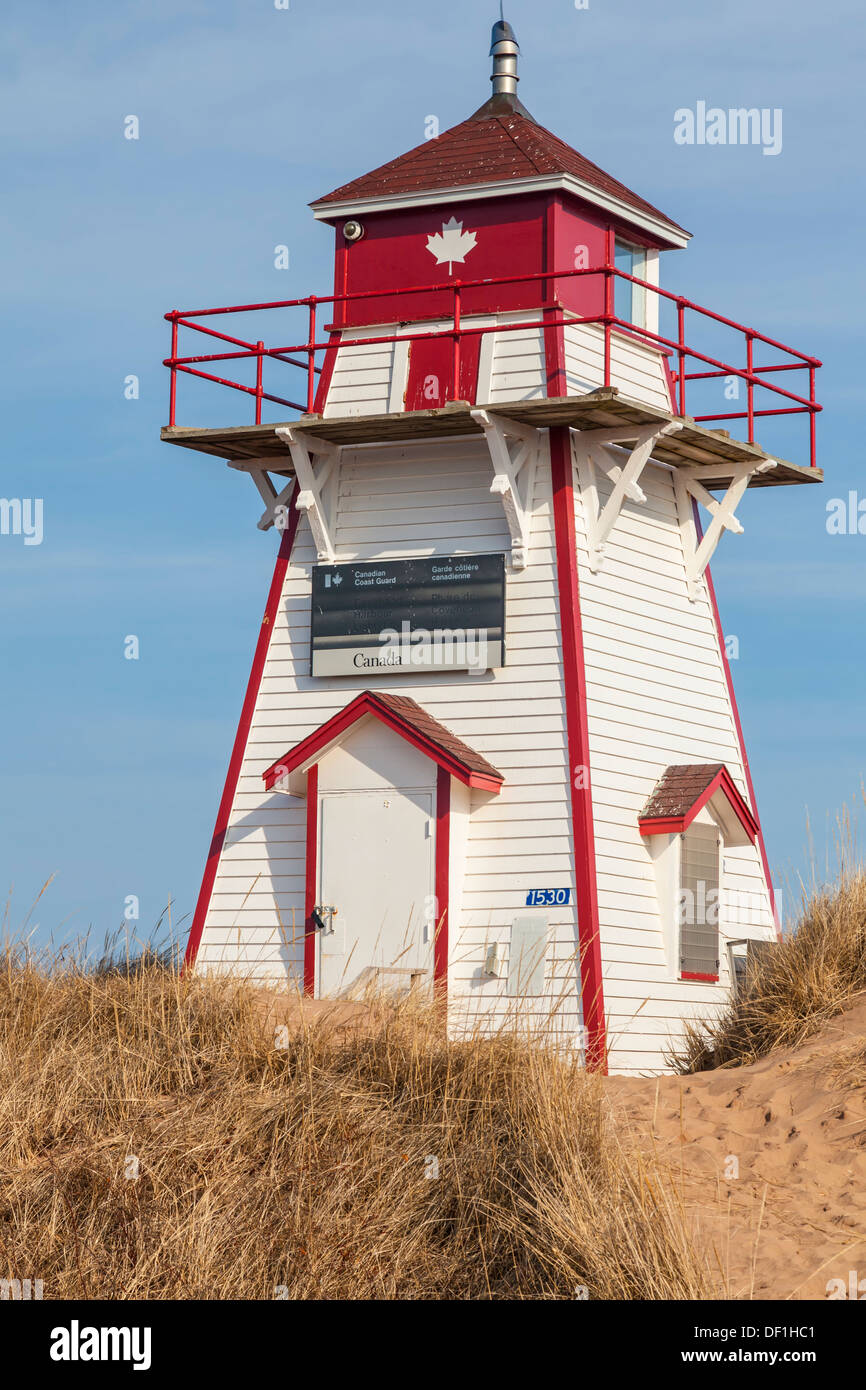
(162, 20, 822, 1074)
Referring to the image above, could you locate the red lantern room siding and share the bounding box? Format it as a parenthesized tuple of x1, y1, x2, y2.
(324, 193, 669, 335)
(328, 195, 552, 330)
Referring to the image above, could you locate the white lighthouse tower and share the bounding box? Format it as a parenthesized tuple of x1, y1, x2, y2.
(162, 20, 821, 1073)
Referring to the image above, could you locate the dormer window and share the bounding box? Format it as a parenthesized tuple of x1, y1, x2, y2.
(614, 239, 647, 328)
(678, 821, 721, 981)
(639, 763, 761, 986)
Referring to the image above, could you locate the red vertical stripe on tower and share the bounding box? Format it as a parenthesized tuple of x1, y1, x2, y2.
(183, 504, 301, 969)
(550, 426, 607, 1072)
(542, 197, 607, 1071)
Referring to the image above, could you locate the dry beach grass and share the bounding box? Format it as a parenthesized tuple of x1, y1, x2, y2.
(0, 944, 713, 1300)
(2, 866, 866, 1300)
(671, 867, 866, 1072)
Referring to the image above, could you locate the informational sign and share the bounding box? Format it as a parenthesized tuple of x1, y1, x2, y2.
(310, 554, 506, 677)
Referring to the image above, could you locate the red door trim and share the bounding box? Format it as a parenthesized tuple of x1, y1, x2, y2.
(434, 766, 451, 997)
(303, 764, 319, 995)
(306, 764, 449, 1000)
(183, 504, 301, 969)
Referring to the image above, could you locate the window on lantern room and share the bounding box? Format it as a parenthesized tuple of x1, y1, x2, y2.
(678, 822, 721, 981)
(614, 240, 647, 329)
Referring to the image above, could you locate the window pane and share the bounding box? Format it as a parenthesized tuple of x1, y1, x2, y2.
(679, 823, 721, 976)
(614, 242, 633, 323)
(631, 250, 647, 328)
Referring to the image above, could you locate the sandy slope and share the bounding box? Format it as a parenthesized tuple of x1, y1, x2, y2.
(607, 995, 866, 1300)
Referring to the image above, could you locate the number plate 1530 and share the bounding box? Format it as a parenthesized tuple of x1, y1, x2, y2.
(525, 889, 571, 907)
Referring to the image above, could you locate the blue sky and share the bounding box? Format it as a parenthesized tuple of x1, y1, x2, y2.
(2, 0, 864, 949)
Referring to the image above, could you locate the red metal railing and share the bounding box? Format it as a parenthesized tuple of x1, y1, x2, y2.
(164, 243, 822, 466)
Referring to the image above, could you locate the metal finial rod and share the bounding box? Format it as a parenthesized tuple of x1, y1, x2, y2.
(490, 16, 519, 95)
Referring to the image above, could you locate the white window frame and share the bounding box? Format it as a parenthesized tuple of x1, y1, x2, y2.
(648, 808, 725, 982)
(614, 238, 648, 330)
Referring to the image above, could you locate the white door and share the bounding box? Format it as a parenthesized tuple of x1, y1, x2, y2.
(318, 788, 435, 998)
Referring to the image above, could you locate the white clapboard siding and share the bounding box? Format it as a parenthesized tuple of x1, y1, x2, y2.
(322, 310, 677, 416)
(564, 320, 673, 411)
(323, 326, 399, 418)
(196, 433, 583, 1045)
(322, 310, 671, 422)
(483, 319, 548, 403)
(573, 454, 776, 1072)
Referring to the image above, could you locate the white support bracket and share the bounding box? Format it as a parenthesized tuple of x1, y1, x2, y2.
(674, 458, 777, 600)
(275, 426, 342, 563)
(226, 458, 297, 535)
(471, 409, 542, 569)
(572, 421, 683, 571)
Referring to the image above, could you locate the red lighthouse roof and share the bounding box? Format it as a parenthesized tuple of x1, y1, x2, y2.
(312, 24, 689, 248)
(314, 106, 688, 244)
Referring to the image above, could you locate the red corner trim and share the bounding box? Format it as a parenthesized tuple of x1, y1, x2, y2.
(303, 764, 319, 995)
(183, 505, 301, 970)
(434, 766, 450, 997)
(694, 501, 779, 934)
(542, 196, 568, 398)
(262, 691, 504, 793)
(543, 208, 607, 1074)
(312, 331, 340, 414)
(550, 424, 607, 1074)
(638, 766, 759, 843)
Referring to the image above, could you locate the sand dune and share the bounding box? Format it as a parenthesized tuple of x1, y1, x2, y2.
(608, 995, 866, 1300)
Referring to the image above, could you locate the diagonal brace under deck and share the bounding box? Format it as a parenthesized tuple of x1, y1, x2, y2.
(572, 421, 683, 571)
(275, 426, 341, 563)
(674, 458, 777, 600)
(471, 409, 543, 570)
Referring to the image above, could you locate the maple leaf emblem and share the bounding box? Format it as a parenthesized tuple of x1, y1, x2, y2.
(425, 216, 478, 274)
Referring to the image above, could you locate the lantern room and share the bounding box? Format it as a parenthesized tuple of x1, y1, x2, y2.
(310, 21, 688, 418)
